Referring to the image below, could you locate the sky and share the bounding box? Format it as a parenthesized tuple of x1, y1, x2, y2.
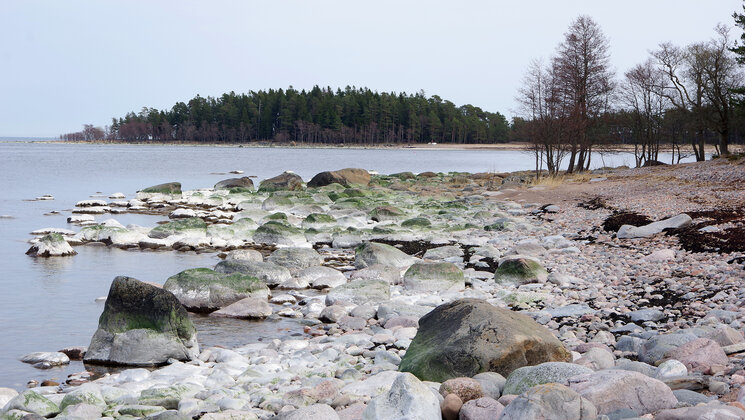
(0, 0, 742, 137)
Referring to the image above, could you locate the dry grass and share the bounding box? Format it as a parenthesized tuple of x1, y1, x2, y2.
(529, 173, 594, 187)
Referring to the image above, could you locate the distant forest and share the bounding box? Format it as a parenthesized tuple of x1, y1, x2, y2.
(61, 87, 511, 145)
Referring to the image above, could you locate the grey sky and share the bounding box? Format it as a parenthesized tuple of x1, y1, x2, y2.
(1, 0, 741, 137)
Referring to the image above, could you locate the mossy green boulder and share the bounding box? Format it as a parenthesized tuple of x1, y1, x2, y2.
(163, 268, 269, 312)
(3, 390, 60, 417)
(401, 217, 432, 228)
(253, 221, 306, 246)
(399, 299, 571, 382)
(149, 217, 207, 239)
(84, 276, 199, 366)
(494, 257, 549, 285)
(403, 261, 465, 292)
(140, 182, 182, 195)
(370, 206, 405, 222)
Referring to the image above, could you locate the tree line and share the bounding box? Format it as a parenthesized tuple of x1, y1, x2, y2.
(60, 87, 511, 145)
(514, 8, 745, 174)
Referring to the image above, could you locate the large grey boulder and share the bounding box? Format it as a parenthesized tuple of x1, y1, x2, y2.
(402, 261, 465, 292)
(355, 242, 418, 269)
(267, 247, 323, 272)
(362, 372, 441, 420)
(214, 177, 254, 191)
(26, 233, 77, 257)
(3, 390, 60, 417)
(498, 383, 597, 420)
(297, 266, 347, 289)
(617, 214, 692, 239)
(568, 369, 677, 416)
(252, 221, 307, 247)
(494, 257, 548, 285)
(655, 402, 745, 419)
(307, 168, 371, 187)
(459, 397, 504, 420)
(638, 332, 698, 364)
(84, 276, 199, 366)
(258, 172, 304, 192)
(275, 404, 340, 420)
(209, 297, 272, 319)
(503, 362, 593, 396)
(399, 299, 570, 382)
(163, 268, 269, 312)
(214, 260, 291, 287)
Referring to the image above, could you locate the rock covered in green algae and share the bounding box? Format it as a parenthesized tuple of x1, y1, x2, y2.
(402, 261, 465, 292)
(136, 182, 182, 199)
(25, 233, 77, 257)
(494, 256, 549, 285)
(369, 205, 405, 222)
(84, 276, 199, 366)
(401, 216, 432, 228)
(399, 298, 570, 382)
(163, 268, 269, 312)
(2, 390, 60, 417)
(148, 217, 207, 239)
(214, 260, 292, 287)
(253, 221, 307, 247)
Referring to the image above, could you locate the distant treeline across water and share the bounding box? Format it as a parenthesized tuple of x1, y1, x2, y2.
(61, 87, 511, 145)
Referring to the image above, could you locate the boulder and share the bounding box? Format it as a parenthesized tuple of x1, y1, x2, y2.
(663, 338, 728, 373)
(402, 262, 465, 292)
(20, 351, 70, 368)
(267, 247, 323, 272)
(276, 404, 340, 420)
(638, 332, 698, 364)
(350, 264, 402, 285)
(258, 172, 304, 192)
(297, 266, 347, 289)
(355, 242, 418, 269)
(214, 177, 254, 191)
(498, 383, 597, 420)
(494, 257, 548, 285)
(84, 276, 199, 366)
(209, 297, 272, 319)
(399, 299, 570, 382)
(472, 372, 506, 400)
(148, 217, 207, 239)
(225, 249, 263, 262)
(568, 369, 677, 416)
(163, 268, 269, 312)
(459, 397, 504, 420)
(362, 372, 441, 420)
(307, 168, 371, 187)
(214, 260, 291, 287)
(441, 393, 462, 420)
(502, 362, 593, 396)
(26, 233, 77, 257)
(370, 206, 405, 222)
(325, 279, 390, 306)
(617, 214, 692, 239)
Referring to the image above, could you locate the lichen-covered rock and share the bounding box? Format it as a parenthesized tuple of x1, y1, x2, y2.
(362, 373, 440, 420)
(494, 257, 548, 285)
(3, 390, 60, 417)
(499, 383, 597, 420)
(214, 177, 254, 191)
(26, 233, 76, 257)
(402, 261, 465, 292)
(253, 221, 307, 247)
(568, 369, 677, 416)
(325, 279, 390, 306)
(307, 168, 371, 188)
(84, 276, 199, 366)
(503, 362, 593, 396)
(163, 268, 269, 312)
(302, 213, 337, 229)
(355, 242, 418, 269)
(399, 299, 570, 382)
(149, 217, 207, 239)
(258, 172, 304, 192)
(214, 260, 291, 287)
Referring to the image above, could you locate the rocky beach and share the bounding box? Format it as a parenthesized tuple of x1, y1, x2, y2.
(3, 158, 745, 420)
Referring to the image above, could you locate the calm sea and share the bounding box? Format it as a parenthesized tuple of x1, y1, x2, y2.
(0, 140, 692, 389)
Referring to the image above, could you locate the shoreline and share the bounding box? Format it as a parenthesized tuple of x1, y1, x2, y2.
(3, 159, 745, 419)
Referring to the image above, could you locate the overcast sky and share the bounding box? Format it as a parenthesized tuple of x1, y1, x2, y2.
(1, 0, 742, 137)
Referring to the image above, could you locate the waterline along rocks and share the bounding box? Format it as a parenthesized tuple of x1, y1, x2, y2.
(11, 159, 745, 419)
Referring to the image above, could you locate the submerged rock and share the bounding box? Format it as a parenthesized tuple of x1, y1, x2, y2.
(84, 276, 199, 366)
(163, 268, 269, 312)
(399, 299, 570, 382)
(26, 233, 77, 257)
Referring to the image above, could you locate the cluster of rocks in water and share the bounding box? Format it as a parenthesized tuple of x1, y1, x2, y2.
(9, 167, 745, 419)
